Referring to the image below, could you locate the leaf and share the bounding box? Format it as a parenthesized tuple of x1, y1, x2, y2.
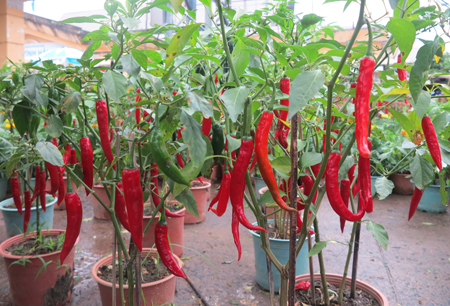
(367, 221, 389, 251)
(141, 72, 162, 94)
(12, 102, 31, 136)
(81, 41, 101, 60)
(301, 152, 322, 170)
(386, 18, 416, 59)
(388, 108, 414, 140)
(410, 91, 430, 121)
(170, 0, 184, 13)
(301, 14, 324, 29)
(257, 189, 275, 206)
(307, 241, 327, 258)
(121, 54, 140, 77)
(231, 39, 249, 77)
(288, 71, 325, 120)
(226, 135, 241, 153)
(185, 91, 213, 118)
(374, 177, 394, 200)
(44, 115, 63, 138)
(271, 156, 291, 180)
(36, 142, 64, 167)
(200, 135, 214, 179)
(181, 111, 206, 170)
(410, 154, 434, 189)
(102, 70, 127, 101)
(165, 23, 202, 68)
(61, 92, 81, 114)
(389, 0, 400, 9)
(432, 113, 447, 134)
(131, 49, 148, 71)
(174, 184, 200, 218)
(120, 16, 140, 29)
(221, 86, 250, 122)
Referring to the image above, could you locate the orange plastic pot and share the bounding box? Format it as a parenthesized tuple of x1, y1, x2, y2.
(143, 204, 185, 257)
(92, 185, 111, 220)
(46, 177, 77, 210)
(0, 229, 78, 306)
(200, 177, 211, 200)
(294, 273, 388, 305)
(184, 181, 211, 224)
(91, 248, 181, 306)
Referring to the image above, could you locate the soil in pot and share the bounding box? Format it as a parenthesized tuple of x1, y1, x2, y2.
(296, 280, 381, 306)
(6, 235, 63, 256)
(143, 201, 184, 215)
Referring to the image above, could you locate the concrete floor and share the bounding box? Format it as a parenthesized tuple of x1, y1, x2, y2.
(0, 183, 449, 306)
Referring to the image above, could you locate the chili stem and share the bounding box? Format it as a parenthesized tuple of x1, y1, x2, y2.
(314, 218, 330, 306)
(338, 220, 358, 305)
(350, 220, 362, 298)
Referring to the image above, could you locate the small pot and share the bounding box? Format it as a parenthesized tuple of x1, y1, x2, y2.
(418, 183, 449, 213)
(198, 177, 211, 200)
(0, 194, 57, 238)
(92, 185, 111, 220)
(389, 173, 414, 195)
(294, 273, 389, 305)
(0, 177, 8, 201)
(46, 177, 78, 210)
(0, 229, 78, 306)
(91, 248, 181, 306)
(184, 181, 211, 224)
(143, 204, 185, 257)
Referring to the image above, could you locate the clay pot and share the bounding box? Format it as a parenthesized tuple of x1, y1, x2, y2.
(46, 177, 78, 210)
(143, 204, 185, 257)
(92, 185, 111, 220)
(211, 164, 223, 182)
(91, 248, 181, 306)
(294, 273, 389, 305)
(0, 229, 78, 306)
(389, 173, 414, 195)
(184, 181, 211, 224)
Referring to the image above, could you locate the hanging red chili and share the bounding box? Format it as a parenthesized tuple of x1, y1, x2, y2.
(115, 182, 131, 232)
(210, 171, 231, 217)
(231, 209, 242, 261)
(422, 116, 442, 171)
(278, 127, 289, 149)
(326, 153, 365, 221)
(255, 112, 297, 213)
(214, 74, 219, 85)
(80, 135, 94, 196)
(397, 54, 407, 81)
(339, 179, 351, 233)
(122, 165, 143, 252)
(62, 144, 71, 166)
(30, 166, 41, 203)
(311, 163, 325, 180)
(348, 164, 360, 197)
(274, 77, 290, 139)
(176, 128, 185, 168)
(23, 190, 31, 233)
(57, 171, 65, 206)
(60, 177, 82, 264)
(230, 138, 267, 232)
(46, 162, 60, 197)
(155, 221, 186, 278)
(96, 100, 116, 170)
(150, 164, 184, 218)
(408, 187, 424, 221)
(11, 172, 23, 215)
(135, 89, 142, 129)
(70, 149, 77, 164)
(358, 141, 373, 213)
(202, 117, 212, 137)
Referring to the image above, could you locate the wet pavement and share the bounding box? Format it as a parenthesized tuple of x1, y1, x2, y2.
(0, 182, 448, 305)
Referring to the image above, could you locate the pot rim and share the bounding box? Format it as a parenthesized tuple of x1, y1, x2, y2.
(0, 194, 57, 212)
(91, 248, 182, 289)
(142, 206, 186, 219)
(189, 182, 211, 190)
(0, 229, 79, 260)
(295, 273, 389, 305)
(410, 179, 449, 188)
(249, 221, 314, 242)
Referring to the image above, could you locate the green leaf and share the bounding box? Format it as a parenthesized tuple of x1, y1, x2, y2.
(271, 156, 291, 180)
(367, 221, 389, 251)
(221, 86, 250, 122)
(165, 23, 202, 68)
(61, 92, 81, 114)
(12, 102, 31, 136)
(307, 241, 327, 258)
(226, 135, 241, 153)
(170, 0, 184, 13)
(181, 111, 206, 170)
(386, 18, 416, 60)
(36, 141, 64, 167)
(388, 108, 414, 140)
(185, 91, 213, 118)
(439, 172, 448, 205)
(301, 14, 324, 29)
(102, 70, 127, 101)
(412, 20, 436, 31)
(81, 41, 101, 60)
(141, 72, 162, 94)
(389, 0, 400, 9)
(60, 16, 99, 23)
(120, 16, 140, 29)
(131, 49, 148, 70)
(44, 115, 63, 138)
(410, 154, 435, 189)
(410, 91, 430, 121)
(121, 54, 140, 77)
(301, 152, 322, 170)
(231, 39, 249, 77)
(374, 177, 394, 200)
(288, 71, 325, 120)
(257, 189, 275, 206)
(171, 182, 200, 218)
(394, 0, 419, 19)
(432, 113, 447, 134)
(200, 135, 214, 179)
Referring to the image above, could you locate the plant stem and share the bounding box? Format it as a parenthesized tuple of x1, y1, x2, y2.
(350, 220, 362, 299)
(313, 218, 330, 306)
(338, 220, 358, 305)
(118, 238, 125, 306)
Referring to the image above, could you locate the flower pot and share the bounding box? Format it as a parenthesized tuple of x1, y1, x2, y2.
(294, 273, 389, 305)
(418, 183, 449, 213)
(143, 205, 185, 257)
(184, 181, 211, 224)
(199, 177, 211, 200)
(92, 185, 111, 220)
(389, 173, 414, 195)
(91, 248, 181, 306)
(250, 222, 312, 292)
(0, 194, 57, 238)
(0, 229, 79, 306)
(211, 164, 222, 182)
(254, 174, 267, 200)
(0, 177, 7, 201)
(46, 177, 78, 210)
(371, 175, 382, 196)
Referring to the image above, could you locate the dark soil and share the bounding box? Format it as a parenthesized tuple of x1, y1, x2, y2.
(191, 181, 204, 187)
(143, 201, 183, 216)
(296, 280, 381, 306)
(97, 255, 171, 284)
(43, 268, 73, 306)
(257, 222, 295, 240)
(6, 234, 64, 256)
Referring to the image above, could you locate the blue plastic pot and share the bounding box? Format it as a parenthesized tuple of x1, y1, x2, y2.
(0, 195, 56, 238)
(252, 174, 267, 200)
(371, 176, 382, 196)
(0, 178, 7, 201)
(250, 222, 312, 292)
(418, 184, 449, 213)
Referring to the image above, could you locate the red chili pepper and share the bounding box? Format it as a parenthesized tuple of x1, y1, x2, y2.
(326, 153, 365, 221)
(172, 91, 177, 96)
(60, 178, 83, 264)
(45, 162, 60, 199)
(122, 166, 143, 252)
(150, 164, 184, 218)
(135, 89, 141, 129)
(256, 112, 297, 213)
(278, 126, 289, 149)
(339, 179, 351, 233)
(57, 170, 65, 206)
(296, 175, 316, 235)
(358, 140, 373, 213)
(397, 54, 408, 81)
(231, 208, 242, 261)
(422, 116, 442, 171)
(23, 190, 31, 233)
(202, 117, 212, 137)
(155, 221, 186, 278)
(96, 100, 116, 170)
(214, 74, 219, 85)
(176, 128, 185, 168)
(408, 187, 424, 221)
(348, 164, 360, 197)
(30, 166, 41, 203)
(210, 171, 231, 217)
(355, 56, 375, 158)
(70, 149, 77, 164)
(274, 77, 290, 139)
(62, 144, 71, 166)
(230, 138, 267, 232)
(80, 136, 94, 196)
(224, 138, 236, 162)
(295, 281, 311, 291)
(115, 182, 131, 232)
(39, 170, 46, 212)
(311, 163, 325, 180)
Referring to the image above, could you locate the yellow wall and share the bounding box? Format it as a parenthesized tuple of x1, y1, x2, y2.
(0, 0, 25, 65)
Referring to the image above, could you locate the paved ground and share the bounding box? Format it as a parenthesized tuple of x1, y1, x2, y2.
(0, 181, 448, 306)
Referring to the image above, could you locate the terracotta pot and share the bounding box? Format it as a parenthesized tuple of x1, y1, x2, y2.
(0, 229, 78, 306)
(389, 173, 414, 195)
(143, 204, 185, 257)
(91, 248, 181, 306)
(92, 185, 111, 220)
(294, 273, 389, 305)
(184, 181, 211, 224)
(211, 164, 223, 182)
(46, 177, 78, 210)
